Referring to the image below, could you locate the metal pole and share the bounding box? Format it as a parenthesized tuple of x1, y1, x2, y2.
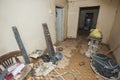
(12, 26, 30, 64)
(42, 23, 55, 58)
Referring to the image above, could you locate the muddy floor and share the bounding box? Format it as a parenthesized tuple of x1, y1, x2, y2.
(30, 35, 109, 80)
(54, 36, 109, 80)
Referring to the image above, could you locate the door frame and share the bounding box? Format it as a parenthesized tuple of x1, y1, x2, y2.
(55, 6, 64, 42)
(77, 6, 100, 37)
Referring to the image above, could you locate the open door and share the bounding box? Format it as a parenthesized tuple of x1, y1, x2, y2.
(56, 6, 64, 42)
(77, 6, 100, 38)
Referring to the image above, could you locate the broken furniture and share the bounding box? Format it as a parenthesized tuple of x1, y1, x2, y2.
(85, 30, 102, 57)
(12, 26, 30, 64)
(0, 50, 21, 80)
(0, 50, 21, 68)
(85, 37, 102, 57)
(0, 50, 32, 80)
(91, 53, 120, 79)
(42, 23, 62, 64)
(16, 64, 32, 80)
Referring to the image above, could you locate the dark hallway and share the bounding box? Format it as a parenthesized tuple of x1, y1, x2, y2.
(77, 6, 100, 38)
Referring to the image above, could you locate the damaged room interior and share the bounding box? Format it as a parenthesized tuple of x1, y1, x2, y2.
(0, 0, 120, 80)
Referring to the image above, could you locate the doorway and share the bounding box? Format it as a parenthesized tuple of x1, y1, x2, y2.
(77, 6, 100, 38)
(56, 6, 64, 42)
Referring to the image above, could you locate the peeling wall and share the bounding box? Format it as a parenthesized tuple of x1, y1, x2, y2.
(67, 0, 119, 43)
(55, 0, 68, 39)
(109, 2, 120, 64)
(0, 0, 56, 55)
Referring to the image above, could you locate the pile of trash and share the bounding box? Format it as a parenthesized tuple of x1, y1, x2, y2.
(89, 28, 102, 39)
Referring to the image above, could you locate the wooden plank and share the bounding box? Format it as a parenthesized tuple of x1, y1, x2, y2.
(12, 27, 30, 64)
(105, 44, 120, 55)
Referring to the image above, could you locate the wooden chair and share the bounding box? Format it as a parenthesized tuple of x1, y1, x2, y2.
(0, 50, 22, 74)
(0, 68, 2, 74)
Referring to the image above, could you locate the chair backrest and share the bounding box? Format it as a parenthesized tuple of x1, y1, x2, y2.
(0, 68, 2, 74)
(0, 50, 22, 70)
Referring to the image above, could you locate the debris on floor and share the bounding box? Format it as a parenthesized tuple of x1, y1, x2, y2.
(91, 53, 120, 80)
(76, 39, 88, 55)
(79, 45, 88, 55)
(85, 28, 103, 57)
(89, 28, 102, 39)
(52, 70, 78, 80)
(57, 42, 76, 68)
(53, 38, 97, 80)
(62, 48, 72, 58)
(28, 37, 113, 80)
(85, 36, 102, 57)
(33, 61, 56, 76)
(56, 55, 70, 69)
(56, 46, 63, 52)
(79, 61, 85, 66)
(11, 35, 114, 80)
(29, 50, 43, 59)
(56, 40, 78, 69)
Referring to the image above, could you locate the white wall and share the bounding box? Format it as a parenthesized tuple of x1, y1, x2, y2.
(109, 2, 120, 64)
(67, 0, 119, 43)
(0, 0, 56, 55)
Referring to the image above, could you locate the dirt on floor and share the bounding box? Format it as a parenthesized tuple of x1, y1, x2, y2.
(54, 36, 109, 80)
(30, 36, 109, 80)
